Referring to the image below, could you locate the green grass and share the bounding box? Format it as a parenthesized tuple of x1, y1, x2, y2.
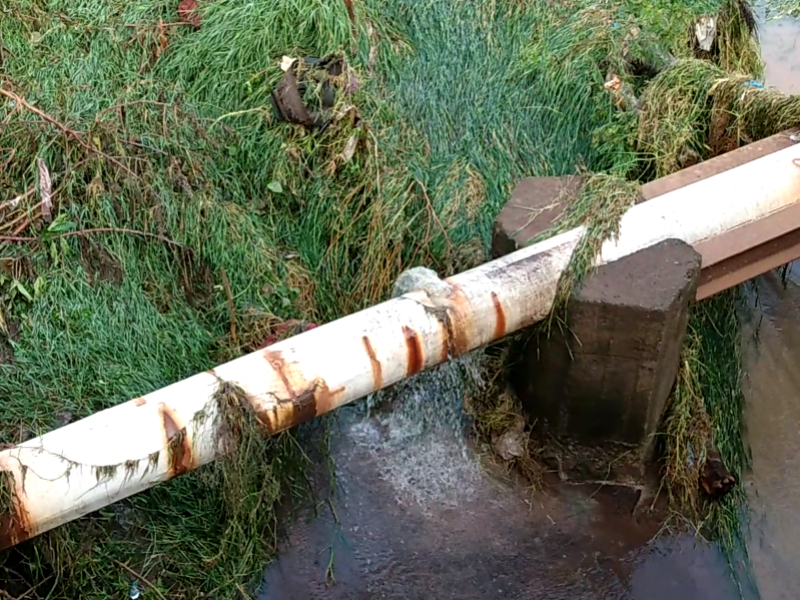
(638, 57, 799, 177)
(0, 0, 782, 596)
(763, 0, 800, 18)
(662, 292, 749, 541)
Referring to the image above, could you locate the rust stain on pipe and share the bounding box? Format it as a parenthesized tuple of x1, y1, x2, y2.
(260, 349, 346, 433)
(159, 403, 193, 478)
(0, 472, 31, 551)
(402, 326, 423, 376)
(490, 291, 506, 338)
(362, 336, 383, 389)
(310, 381, 345, 418)
(443, 282, 474, 357)
(264, 350, 299, 399)
(254, 382, 344, 433)
(287, 387, 318, 425)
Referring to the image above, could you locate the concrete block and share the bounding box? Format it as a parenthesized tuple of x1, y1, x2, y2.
(492, 176, 701, 479)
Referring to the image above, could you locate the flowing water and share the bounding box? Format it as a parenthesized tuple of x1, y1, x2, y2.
(742, 269, 800, 600)
(259, 361, 745, 600)
(258, 17, 800, 600)
(742, 12, 800, 600)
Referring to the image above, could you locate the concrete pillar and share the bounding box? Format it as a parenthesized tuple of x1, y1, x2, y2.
(493, 177, 701, 479)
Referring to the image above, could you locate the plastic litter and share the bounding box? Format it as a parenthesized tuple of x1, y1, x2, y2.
(695, 16, 717, 52)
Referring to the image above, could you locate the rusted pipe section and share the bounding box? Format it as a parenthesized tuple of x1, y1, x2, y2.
(2, 143, 800, 550)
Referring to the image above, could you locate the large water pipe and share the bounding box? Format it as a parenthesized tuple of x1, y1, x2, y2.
(2, 142, 800, 550)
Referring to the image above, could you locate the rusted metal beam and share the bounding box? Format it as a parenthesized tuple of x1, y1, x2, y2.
(697, 211, 800, 299)
(2, 141, 800, 551)
(640, 130, 800, 299)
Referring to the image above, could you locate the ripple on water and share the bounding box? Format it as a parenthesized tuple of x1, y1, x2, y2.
(760, 15, 800, 95)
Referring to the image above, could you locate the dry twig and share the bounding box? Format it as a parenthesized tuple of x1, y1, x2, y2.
(220, 267, 239, 348)
(0, 227, 183, 247)
(0, 88, 148, 187)
(415, 180, 455, 256)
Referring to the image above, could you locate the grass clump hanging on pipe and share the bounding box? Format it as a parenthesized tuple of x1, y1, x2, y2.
(545, 173, 641, 311)
(0, 471, 16, 531)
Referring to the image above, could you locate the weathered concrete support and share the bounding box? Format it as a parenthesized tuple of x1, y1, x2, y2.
(514, 239, 700, 445)
(494, 178, 701, 478)
(2, 142, 800, 550)
(515, 240, 700, 473)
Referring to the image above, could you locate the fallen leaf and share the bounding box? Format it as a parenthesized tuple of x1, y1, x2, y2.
(267, 180, 283, 194)
(340, 134, 359, 164)
(177, 0, 202, 29)
(156, 19, 168, 58)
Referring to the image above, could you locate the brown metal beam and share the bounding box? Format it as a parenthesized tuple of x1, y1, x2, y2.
(640, 130, 800, 300)
(697, 219, 800, 300)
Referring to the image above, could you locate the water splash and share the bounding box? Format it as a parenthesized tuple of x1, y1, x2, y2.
(348, 354, 486, 510)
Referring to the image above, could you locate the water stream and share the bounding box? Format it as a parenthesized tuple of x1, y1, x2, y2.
(257, 16, 800, 600)
(742, 13, 800, 600)
(259, 360, 744, 600)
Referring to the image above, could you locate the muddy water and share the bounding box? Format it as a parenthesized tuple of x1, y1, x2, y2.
(760, 17, 800, 94)
(743, 269, 800, 600)
(742, 14, 800, 600)
(259, 362, 743, 600)
(260, 411, 739, 600)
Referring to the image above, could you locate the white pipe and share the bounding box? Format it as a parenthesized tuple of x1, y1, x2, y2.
(2, 143, 800, 550)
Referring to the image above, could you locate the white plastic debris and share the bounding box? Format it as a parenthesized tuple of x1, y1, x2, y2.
(695, 16, 717, 52)
(280, 55, 296, 72)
